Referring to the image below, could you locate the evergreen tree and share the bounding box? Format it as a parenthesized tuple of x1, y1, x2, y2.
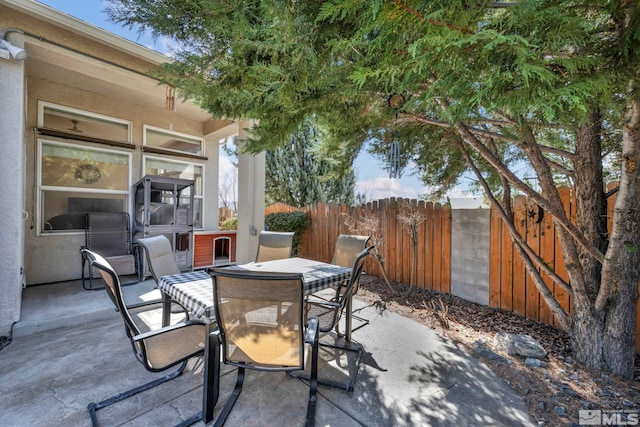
(265, 119, 356, 207)
(107, 0, 640, 378)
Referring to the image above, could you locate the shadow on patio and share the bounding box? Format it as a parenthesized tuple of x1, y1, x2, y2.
(0, 278, 535, 426)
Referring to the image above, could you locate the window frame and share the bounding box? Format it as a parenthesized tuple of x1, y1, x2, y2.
(143, 124, 206, 158)
(37, 100, 133, 145)
(37, 138, 132, 236)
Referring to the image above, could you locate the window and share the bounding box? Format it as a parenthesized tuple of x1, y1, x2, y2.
(143, 156, 204, 228)
(144, 125, 204, 156)
(38, 140, 131, 234)
(38, 101, 131, 144)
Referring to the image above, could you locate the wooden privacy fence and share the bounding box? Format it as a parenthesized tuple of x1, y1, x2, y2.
(267, 188, 640, 353)
(489, 190, 572, 329)
(490, 184, 640, 353)
(265, 198, 452, 294)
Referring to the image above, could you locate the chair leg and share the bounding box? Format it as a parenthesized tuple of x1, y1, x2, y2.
(174, 413, 203, 427)
(305, 326, 319, 427)
(82, 254, 105, 291)
(203, 328, 221, 424)
(348, 313, 370, 334)
(320, 339, 364, 391)
(288, 339, 363, 392)
(88, 361, 201, 427)
(212, 367, 246, 427)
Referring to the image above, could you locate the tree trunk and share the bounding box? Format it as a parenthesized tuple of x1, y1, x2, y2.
(571, 306, 605, 371)
(571, 96, 640, 379)
(599, 95, 640, 378)
(602, 283, 638, 378)
(573, 110, 607, 299)
(567, 110, 610, 372)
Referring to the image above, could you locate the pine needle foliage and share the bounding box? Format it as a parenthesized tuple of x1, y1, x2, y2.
(107, 0, 640, 378)
(265, 118, 357, 207)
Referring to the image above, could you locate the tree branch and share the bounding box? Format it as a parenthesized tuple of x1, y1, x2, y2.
(454, 137, 571, 329)
(544, 157, 574, 176)
(391, 0, 475, 34)
(455, 121, 605, 263)
(407, 114, 521, 144)
(538, 143, 578, 160)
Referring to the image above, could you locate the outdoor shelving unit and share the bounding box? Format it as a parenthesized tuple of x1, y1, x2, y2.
(133, 175, 194, 273)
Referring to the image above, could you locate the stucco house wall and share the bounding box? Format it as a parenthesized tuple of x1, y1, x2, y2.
(0, 0, 265, 337)
(0, 30, 26, 341)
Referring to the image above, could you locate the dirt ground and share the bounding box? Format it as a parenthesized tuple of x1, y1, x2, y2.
(357, 275, 640, 426)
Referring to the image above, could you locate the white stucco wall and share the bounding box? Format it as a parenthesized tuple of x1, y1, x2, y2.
(236, 121, 265, 264)
(0, 36, 26, 337)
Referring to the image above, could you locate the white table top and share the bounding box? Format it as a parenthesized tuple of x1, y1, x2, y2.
(158, 257, 351, 322)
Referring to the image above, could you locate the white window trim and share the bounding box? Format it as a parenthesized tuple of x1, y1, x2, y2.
(37, 138, 133, 236)
(38, 100, 133, 144)
(142, 154, 205, 230)
(143, 124, 205, 157)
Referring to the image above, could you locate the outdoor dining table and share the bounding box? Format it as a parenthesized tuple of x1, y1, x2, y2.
(156, 257, 352, 425)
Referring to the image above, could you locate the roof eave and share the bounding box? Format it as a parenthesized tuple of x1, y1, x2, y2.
(2, 0, 168, 64)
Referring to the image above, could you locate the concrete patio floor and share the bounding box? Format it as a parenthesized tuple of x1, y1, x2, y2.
(1, 277, 536, 426)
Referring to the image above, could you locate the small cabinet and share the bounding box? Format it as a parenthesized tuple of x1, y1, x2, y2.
(133, 175, 194, 272)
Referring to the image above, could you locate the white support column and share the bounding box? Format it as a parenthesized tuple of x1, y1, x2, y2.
(235, 121, 265, 264)
(0, 36, 26, 337)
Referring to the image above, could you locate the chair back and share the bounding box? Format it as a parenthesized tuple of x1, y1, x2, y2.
(81, 249, 145, 356)
(255, 231, 295, 262)
(314, 245, 373, 333)
(137, 235, 182, 282)
(212, 269, 305, 370)
(331, 234, 370, 267)
(85, 212, 133, 256)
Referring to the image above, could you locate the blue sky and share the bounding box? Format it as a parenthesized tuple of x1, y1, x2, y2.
(36, 0, 473, 201)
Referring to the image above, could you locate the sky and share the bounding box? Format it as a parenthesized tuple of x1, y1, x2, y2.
(36, 0, 476, 202)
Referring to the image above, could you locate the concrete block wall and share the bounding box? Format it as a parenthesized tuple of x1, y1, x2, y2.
(450, 209, 491, 305)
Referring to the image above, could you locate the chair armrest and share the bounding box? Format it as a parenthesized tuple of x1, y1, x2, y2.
(126, 298, 191, 319)
(305, 317, 319, 344)
(126, 298, 185, 311)
(306, 298, 341, 310)
(211, 329, 222, 345)
(132, 319, 207, 343)
(125, 299, 166, 310)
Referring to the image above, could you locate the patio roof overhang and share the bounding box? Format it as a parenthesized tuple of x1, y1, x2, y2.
(4, 0, 235, 139)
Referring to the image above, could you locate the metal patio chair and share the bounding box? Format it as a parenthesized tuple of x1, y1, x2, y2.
(136, 235, 182, 284)
(210, 268, 320, 427)
(81, 249, 206, 427)
(328, 234, 371, 333)
(291, 245, 373, 391)
(81, 212, 139, 290)
(255, 230, 295, 262)
(331, 234, 371, 268)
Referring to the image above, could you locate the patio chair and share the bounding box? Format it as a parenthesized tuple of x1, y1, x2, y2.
(210, 268, 320, 427)
(331, 234, 370, 269)
(81, 212, 140, 290)
(81, 249, 206, 427)
(328, 234, 371, 332)
(291, 245, 372, 391)
(255, 230, 295, 262)
(136, 235, 182, 284)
